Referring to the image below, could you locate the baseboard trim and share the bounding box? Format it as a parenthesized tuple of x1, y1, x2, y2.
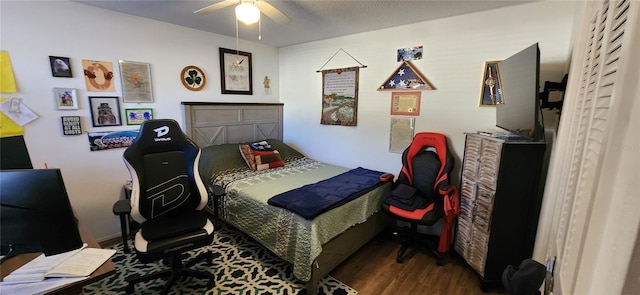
(100, 236, 122, 248)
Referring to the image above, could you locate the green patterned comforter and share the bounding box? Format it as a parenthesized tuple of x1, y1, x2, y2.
(211, 157, 387, 281)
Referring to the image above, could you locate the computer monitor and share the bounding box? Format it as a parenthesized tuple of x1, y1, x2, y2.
(1, 169, 83, 257)
(0, 136, 33, 169)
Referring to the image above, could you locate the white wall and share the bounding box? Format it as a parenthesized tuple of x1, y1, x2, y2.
(279, 1, 576, 178)
(1, 0, 577, 243)
(0, 1, 280, 241)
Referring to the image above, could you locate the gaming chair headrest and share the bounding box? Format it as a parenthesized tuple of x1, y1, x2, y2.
(127, 119, 196, 156)
(404, 132, 449, 178)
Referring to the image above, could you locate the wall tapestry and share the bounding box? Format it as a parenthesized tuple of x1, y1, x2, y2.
(321, 67, 359, 126)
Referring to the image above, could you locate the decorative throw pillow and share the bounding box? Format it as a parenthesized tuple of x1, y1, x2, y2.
(254, 150, 285, 170)
(239, 144, 256, 170)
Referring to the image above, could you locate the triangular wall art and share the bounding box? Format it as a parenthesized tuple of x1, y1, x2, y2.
(378, 61, 434, 91)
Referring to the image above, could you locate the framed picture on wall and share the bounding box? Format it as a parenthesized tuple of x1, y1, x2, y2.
(54, 88, 78, 110)
(60, 116, 82, 135)
(119, 60, 154, 103)
(82, 59, 115, 92)
(219, 47, 253, 95)
(125, 108, 153, 125)
(88, 96, 122, 127)
(49, 56, 73, 78)
(180, 65, 207, 91)
(479, 60, 504, 106)
(390, 91, 421, 116)
(389, 117, 415, 153)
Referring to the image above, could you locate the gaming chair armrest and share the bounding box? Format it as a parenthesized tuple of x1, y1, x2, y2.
(112, 199, 131, 215)
(209, 184, 226, 197)
(112, 199, 132, 253)
(206, 184, 226, 221)
(438, 184, 455, 196)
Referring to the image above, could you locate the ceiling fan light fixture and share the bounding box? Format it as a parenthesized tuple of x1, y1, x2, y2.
(235, 2, 260, 25)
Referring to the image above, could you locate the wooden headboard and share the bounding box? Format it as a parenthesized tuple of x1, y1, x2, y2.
(181, 102, 284, 147)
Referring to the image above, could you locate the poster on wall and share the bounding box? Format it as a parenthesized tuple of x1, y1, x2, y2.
(119, 60, 154, 103)
(390, 91, 421, 116)
(320, 67, 359, 126)
(389, 117, 415, 153)
(82, 59, 115, 92)
(88, 130, 138, 151)
(61, 116, 82, 135)
(397, 46, 423, 62)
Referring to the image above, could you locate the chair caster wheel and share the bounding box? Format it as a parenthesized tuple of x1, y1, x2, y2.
(206, 252, 214, 266)
(480, 282, 492, 293)
(436, 258, 445, 266)
(396, 256, 404, 263)
(126, 284, 135, 294)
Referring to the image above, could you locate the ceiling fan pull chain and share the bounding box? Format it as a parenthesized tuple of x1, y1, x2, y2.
(258, 17, 262, 40)
(235, 17, 240, 55)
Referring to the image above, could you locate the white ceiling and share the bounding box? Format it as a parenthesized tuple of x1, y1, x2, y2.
(73, 0, 538, 47)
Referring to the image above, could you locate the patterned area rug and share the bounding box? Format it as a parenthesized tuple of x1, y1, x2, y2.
(84, 223, 357, 295)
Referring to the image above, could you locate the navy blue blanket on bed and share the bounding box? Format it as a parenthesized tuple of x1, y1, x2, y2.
(267, 167, 386, 219)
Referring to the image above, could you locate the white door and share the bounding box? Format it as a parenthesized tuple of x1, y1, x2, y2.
(538, 0, 640, 294)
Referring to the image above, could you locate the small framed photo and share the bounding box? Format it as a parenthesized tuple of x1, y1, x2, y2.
(61, 116, 82, 135)
(480, 60, 504, 106)
(390, 91, 421, 116)
(119, 60, 154, 103)
(219, 47, 253, 95)
(54, 88, 79, 110)
(89, 96, 122, 127)
(49, 56, 73, 77)
(125, 108, 153, 125)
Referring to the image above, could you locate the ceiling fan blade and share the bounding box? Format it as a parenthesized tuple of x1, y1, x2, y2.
(255, 1, 292, 25)
(194, 0, 238, 15)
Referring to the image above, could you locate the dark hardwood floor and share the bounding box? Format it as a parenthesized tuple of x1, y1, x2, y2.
(330, 231, 509, 295)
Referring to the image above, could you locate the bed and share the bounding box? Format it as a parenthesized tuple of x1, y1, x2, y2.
(182, 102, 391, 294)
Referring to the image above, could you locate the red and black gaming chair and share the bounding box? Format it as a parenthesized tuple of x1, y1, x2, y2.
(382, 132, 460, 265)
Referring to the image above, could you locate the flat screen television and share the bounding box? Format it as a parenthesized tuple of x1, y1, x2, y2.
(0, 169, 83, 258)
(496, 43, 545, 141)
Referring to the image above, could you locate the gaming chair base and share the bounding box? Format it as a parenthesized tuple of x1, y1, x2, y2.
(393, 223, 448, 266)
(125, 251, 215, 295)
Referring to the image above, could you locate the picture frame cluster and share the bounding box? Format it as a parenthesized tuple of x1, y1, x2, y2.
(49, 49, 257, 133)
(49, 56, 155, 132)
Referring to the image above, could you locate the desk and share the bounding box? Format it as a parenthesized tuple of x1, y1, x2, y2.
(0, 220, 116, 295)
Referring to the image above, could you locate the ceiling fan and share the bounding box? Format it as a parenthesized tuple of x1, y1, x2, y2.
(194, 0, 292, 25)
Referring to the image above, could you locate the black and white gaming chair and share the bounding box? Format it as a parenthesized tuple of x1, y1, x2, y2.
(122, 119, 214, 294)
